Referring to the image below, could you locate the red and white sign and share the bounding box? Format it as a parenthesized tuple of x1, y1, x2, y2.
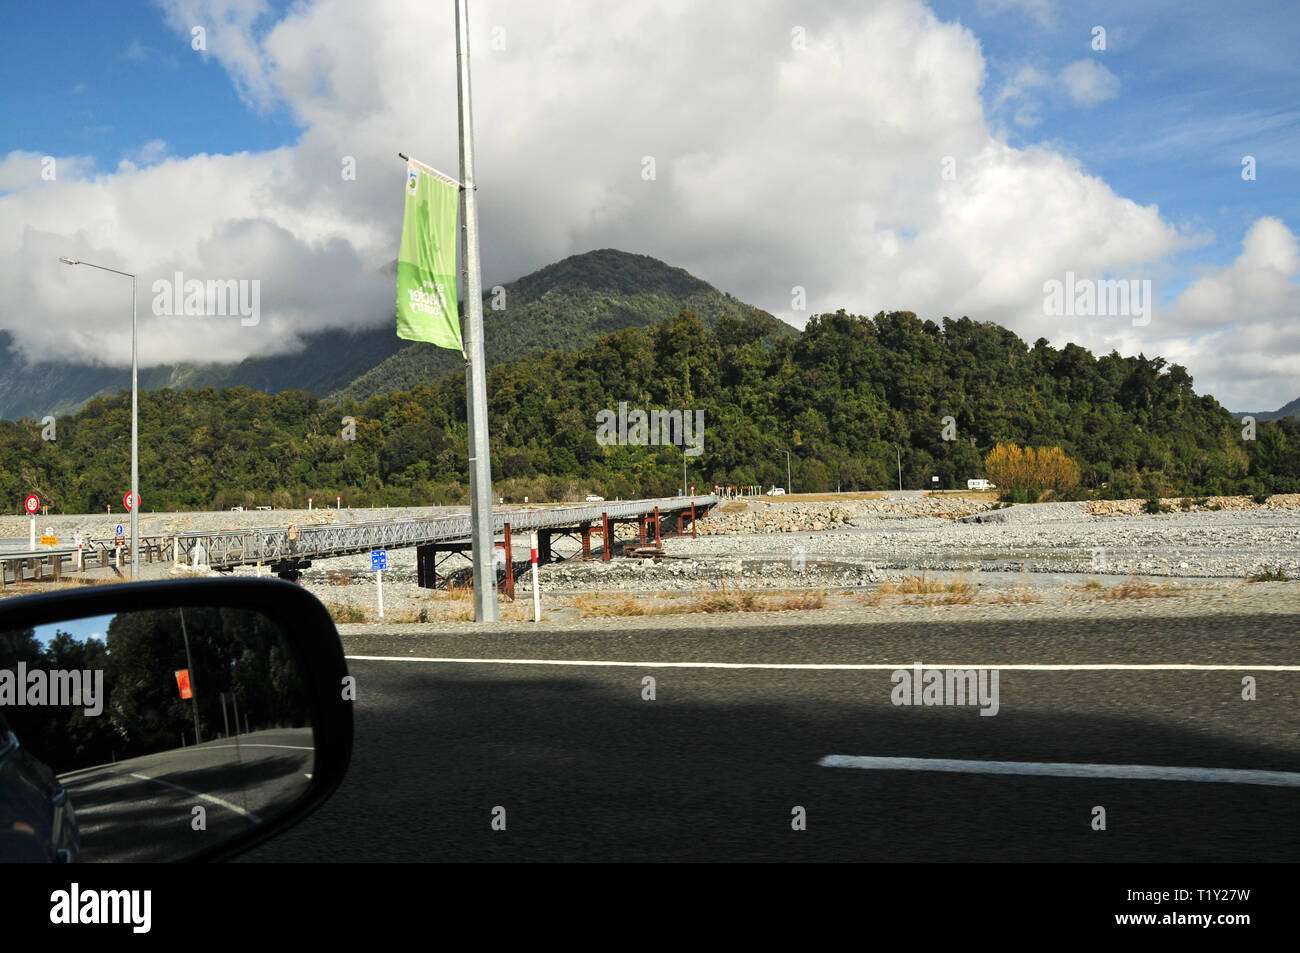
(174, 669, 193, 700)
(123, 491, 137, 511)
(24, 494, 39, 514)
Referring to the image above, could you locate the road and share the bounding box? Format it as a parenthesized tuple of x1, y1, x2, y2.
(239, 613, 1300, 862)
(62, 728, 313, 861)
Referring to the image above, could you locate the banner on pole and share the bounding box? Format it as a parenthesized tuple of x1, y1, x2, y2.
(396, 157, 462, 350)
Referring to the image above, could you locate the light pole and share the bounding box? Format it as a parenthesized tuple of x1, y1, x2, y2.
(60, 256, 139, 579)
(782, 449, 791, 494)
(896, 445, 903, 492)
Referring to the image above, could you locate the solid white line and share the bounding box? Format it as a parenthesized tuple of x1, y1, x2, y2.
(129, 771, 262, 822)
(345, 655, 1300, 671)
(199, 743, 314, 751)
(818, 755, 1300, 787)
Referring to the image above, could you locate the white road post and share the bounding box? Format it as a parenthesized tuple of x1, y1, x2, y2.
(530, 531, 541, 622)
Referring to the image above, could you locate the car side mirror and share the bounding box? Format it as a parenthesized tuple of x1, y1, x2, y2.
(0, 578, 352, 862)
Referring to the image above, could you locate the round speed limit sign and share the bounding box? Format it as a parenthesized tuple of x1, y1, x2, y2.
(24, 494, 39, 514)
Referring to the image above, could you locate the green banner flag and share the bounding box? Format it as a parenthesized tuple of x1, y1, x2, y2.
(396, 158, 462, 350)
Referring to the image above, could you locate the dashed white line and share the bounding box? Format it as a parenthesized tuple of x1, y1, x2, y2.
(346, 655, 1300, 671)
(818, 755, 1300, 787)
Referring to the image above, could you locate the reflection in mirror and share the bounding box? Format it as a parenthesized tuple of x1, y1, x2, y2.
(0, 606, 314, 862)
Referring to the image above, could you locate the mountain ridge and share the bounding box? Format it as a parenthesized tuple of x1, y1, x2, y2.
(0, 249, 790, 420)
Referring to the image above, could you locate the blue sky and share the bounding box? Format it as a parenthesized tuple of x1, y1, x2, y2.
(32, 614, 113, 649)
(1, 0, 1297, 409)
(1, 1, 297, 165)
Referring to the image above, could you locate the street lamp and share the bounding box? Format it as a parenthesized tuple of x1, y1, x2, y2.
(781, 449, 791, 494)
(59, 256, 139, 579)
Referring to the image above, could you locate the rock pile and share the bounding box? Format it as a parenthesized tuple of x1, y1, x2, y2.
(1084, 494, 1300, 516)
(698, 498, 993, 535)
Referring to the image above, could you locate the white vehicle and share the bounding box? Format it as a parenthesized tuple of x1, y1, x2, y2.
(585, 494, 605, 502)
(966, 479, 996, 491)
(767, 486, 786, 496)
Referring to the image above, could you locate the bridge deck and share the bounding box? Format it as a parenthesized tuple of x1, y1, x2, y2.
(0, 496, 718, 583)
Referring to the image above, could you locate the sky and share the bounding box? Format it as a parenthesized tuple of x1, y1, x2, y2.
(32, 614, 112, 649)
(1, 0, 1297, 411)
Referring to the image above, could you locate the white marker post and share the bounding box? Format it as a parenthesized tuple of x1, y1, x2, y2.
(308, 497, 313, 511)
(377, 569, 384, 618)
(530, 531, 541, 622)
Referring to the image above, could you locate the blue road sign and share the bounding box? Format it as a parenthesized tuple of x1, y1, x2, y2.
(371, 550, 387, 571)
(115, 524, 124, 536)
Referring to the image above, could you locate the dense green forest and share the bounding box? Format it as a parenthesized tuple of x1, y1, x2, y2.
(2, 309, 1296, 512)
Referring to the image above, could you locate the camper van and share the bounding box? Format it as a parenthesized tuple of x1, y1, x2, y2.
(966, 478, 995, 491)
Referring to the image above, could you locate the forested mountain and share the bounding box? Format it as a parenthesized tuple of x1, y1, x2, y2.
(4, 308, 1296, 513)
(0, 326, 407, 421)
(329, 248, 793, 401)
(0, 249, 786, 420)
(1235, 396, 1300, 422)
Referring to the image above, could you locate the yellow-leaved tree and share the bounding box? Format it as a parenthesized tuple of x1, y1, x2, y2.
(984, 443, 1080, 502)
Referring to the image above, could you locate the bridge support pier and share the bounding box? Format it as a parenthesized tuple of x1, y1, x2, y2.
(495, 522, 515, 600)
(416, 543, 439, 589)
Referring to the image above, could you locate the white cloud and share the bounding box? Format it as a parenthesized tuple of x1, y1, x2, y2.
(0, 0, 1289, 409)
(1059, 59, 1121, 107)
(975, 0, 1055, 28)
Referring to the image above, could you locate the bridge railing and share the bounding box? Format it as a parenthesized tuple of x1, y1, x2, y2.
(172, 496, 717, 569)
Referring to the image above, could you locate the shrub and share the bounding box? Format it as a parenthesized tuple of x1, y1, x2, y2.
(1246, 567, 1289, 582)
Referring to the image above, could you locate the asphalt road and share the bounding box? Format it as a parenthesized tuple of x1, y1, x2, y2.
(63, 728, 313, 861)
(239, 613, 1300, 862)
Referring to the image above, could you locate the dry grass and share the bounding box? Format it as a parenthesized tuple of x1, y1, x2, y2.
(858, 578, 1037, 606)
(878, 573, 973, 597)
(326, 570, 350, 586)
(1246, 567, 1289, 583)
(1093, 579, 1183, 600)
(774, 589, 826, 610)
(982, 587, 1042, 604)
(573, 592, 651, 617)
(925, 490, 1001, 501)
(570, 586, 828, 617)
(327, 604, 368, 623)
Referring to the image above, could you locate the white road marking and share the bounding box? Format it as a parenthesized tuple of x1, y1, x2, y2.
(129, 772, 262, 822)
(346, 655, 1300, 671)
(818, 755, 1300, 787)
(199, 743, 314, 751)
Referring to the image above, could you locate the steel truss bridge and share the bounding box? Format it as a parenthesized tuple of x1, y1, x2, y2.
(1, 496, 718, 589)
